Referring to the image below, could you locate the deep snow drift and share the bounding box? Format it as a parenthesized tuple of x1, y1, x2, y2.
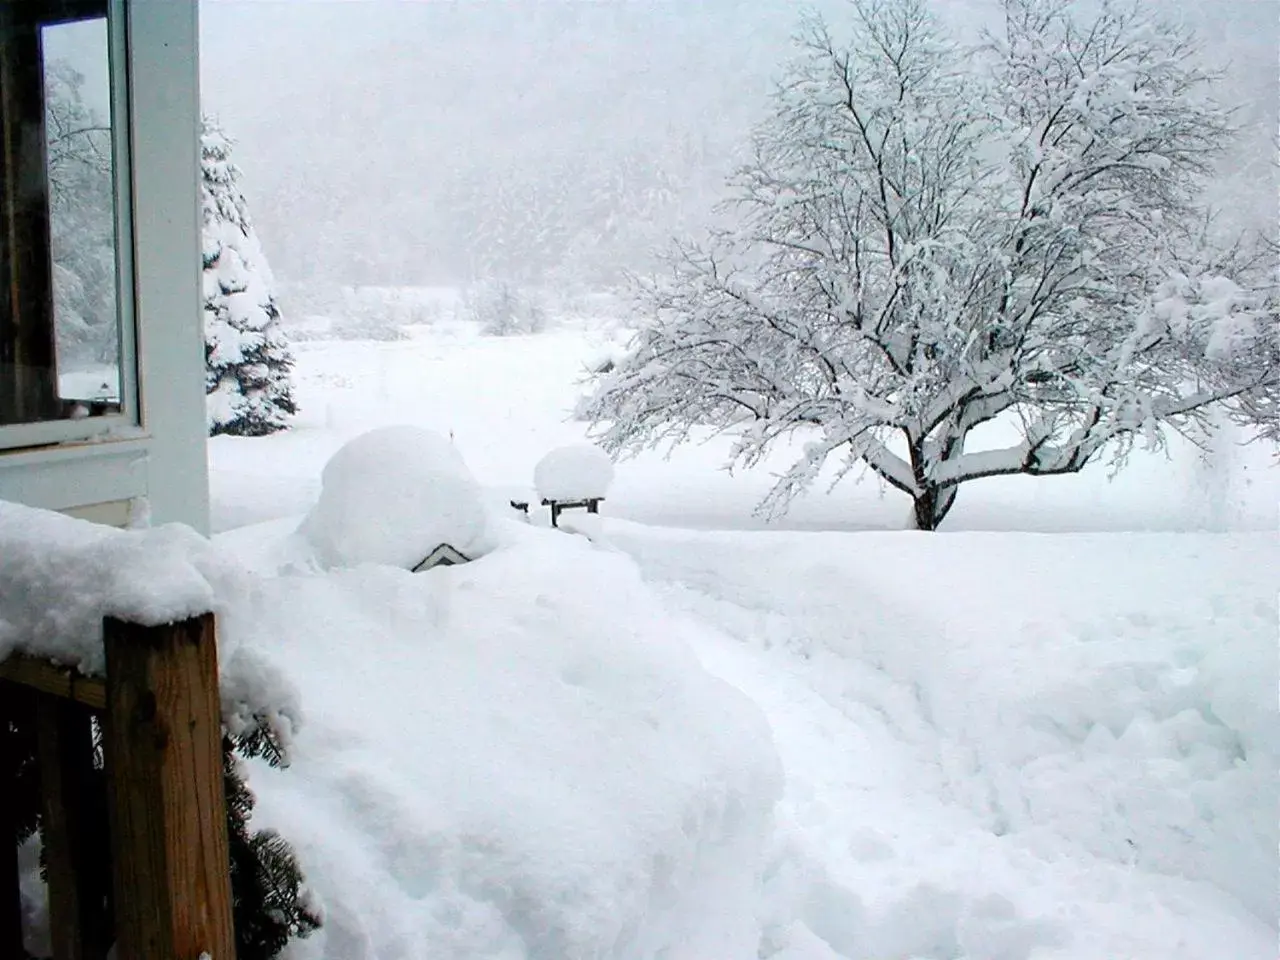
(232, 528, 781, 960)
(2, 484, 783, 960)
(606, 522, 1278, 959)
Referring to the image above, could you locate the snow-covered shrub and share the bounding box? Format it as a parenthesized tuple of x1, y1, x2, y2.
(280, 286, 458, 342)
(298, 426, 491, 568)
(328, 310, 408, 342)
(202, 116, 297, 437)
(534, 444, 615, 501)
(464, 279, 548, 336)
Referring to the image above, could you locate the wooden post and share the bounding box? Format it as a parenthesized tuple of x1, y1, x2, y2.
(102, 613, 235, 960)
(36, 696, 110, 960)
(0, 686, 28, 959)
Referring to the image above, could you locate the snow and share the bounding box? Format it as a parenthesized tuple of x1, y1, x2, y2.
(0, 500, 301, 769)
(16, 311, 1271, 958)
(196, 316, 1279, 959)
(218, 526, 782, 959)
(298, 426, 491, 569)
(607, 523, 1279, 956)
(533, 443, 615, 501)
(208, 330, 1279, 536)
(3, 500, 780, 960)
(0, 502, 218, 672)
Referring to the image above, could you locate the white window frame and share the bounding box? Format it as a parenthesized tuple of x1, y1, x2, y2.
(0, 0, 142, 451)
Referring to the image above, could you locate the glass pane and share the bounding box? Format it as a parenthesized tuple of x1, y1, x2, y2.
(44, 12, 121, 414)
(0, 1, 120, 427)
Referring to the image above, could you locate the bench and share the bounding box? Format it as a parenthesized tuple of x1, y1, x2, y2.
(541, 497, 603, 529)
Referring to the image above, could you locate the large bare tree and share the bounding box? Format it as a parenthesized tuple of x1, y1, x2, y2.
(582, 0, 1278, 529)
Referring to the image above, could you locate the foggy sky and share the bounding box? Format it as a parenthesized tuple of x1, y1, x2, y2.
(199, 0, 1278, 289)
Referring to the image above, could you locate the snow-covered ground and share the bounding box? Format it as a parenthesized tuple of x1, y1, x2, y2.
(211, 324, 1279, 536)
(205, 316, 1278, 959)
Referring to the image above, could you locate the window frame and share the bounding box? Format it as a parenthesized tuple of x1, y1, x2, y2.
(0, 0, 140, 451)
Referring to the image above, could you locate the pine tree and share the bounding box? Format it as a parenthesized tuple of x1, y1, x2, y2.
(202, 116, 297, 437)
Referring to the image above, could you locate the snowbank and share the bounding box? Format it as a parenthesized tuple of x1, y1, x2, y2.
(3, 497, 782, 958)
(534, 443, 615, 501)
(299, 425, 491, 568)
(608, 524, 1279, 957)
(226, 525, 781, 959)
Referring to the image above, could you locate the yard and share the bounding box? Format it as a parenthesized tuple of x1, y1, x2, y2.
(202, 312, 1278, 959)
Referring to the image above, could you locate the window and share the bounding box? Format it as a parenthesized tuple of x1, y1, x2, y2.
(0, 0, 134, 446)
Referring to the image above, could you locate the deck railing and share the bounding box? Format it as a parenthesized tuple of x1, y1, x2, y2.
(1, 613, 235, 960)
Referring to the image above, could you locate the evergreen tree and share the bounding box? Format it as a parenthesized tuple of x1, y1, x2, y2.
(202, 116, 297, 436)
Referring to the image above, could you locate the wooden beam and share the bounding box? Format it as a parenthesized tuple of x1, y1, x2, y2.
(0, 656, 107, 710)
(0, 689, 29, 960)
(37, 696, 110, 960)
(102, 613, 235, 960)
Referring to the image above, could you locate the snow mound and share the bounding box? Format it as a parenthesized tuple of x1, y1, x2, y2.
(0, 501, 217, 671)
(232, 527, 782, 960)
(534, 443, 615, 501)
(299, 426, 490, 568)
(5, 497, 782, 959)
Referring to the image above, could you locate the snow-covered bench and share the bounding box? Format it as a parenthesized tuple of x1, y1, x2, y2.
(532, 445, 614, 529)
(541, 495, 603, 529)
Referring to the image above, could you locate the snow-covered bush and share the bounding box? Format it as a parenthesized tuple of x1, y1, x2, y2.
(534, 444, 615, 501)
(298, 426, 491, 568)
(328, 310, 409, 342)
(464, 279, 548, 336)
(203, 116, 297, 437)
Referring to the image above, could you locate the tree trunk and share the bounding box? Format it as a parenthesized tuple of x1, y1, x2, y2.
(910, 484, 957, 531)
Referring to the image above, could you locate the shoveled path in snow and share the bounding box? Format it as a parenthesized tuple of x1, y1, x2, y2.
(607, 521, 1276, 960)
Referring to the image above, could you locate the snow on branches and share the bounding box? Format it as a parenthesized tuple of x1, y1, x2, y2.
(203, 116, 297, 437)
(582, 0, 1278, 529)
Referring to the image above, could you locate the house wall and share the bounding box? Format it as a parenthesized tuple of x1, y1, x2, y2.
(0, 0, 209, 534)
(126, 0, 208, 533)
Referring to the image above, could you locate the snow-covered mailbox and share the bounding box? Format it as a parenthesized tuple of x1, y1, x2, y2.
(0, 0, 208, 533)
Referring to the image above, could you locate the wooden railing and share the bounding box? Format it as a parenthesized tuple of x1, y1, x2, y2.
(1, 613, 235, 960)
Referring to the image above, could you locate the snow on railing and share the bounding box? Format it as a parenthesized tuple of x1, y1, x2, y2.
(0, 500, 294, 960)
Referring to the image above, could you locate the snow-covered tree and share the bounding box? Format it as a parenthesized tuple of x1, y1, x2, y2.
(202, 116, 297, 437)
(46, 60, 118, 369)
(582, 0, 1279, 529)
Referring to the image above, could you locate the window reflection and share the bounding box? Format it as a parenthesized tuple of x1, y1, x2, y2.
(0, 2, 122, 428)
